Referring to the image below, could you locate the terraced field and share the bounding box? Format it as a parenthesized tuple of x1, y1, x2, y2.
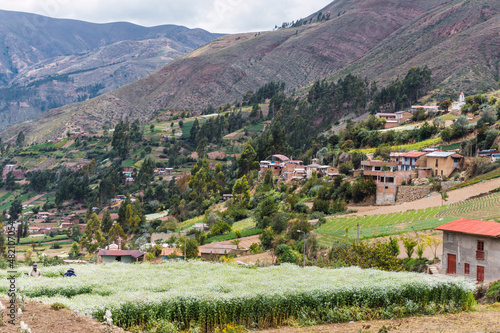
(316, 192, 500, 247)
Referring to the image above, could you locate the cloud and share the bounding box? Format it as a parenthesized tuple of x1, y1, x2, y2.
(0, 0, 332, 33)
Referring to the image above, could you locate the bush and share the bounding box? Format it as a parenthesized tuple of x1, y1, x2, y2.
(486, 280, 500, 303)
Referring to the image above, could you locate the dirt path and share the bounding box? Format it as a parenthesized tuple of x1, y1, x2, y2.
(22, 193, 44, 206)
(261, 305, 500, 333)
(62, 140, 74, 149)
(347, 177, 500, 217)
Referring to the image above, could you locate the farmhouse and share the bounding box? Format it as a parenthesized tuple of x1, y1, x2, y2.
(199, 244, 249, 260)
(376, 111, 412, 129)
(161, 247, 184, 261)
(436, 218, 500, 283)
(361, 160, 412, 205)
(97, 249, 145, 263)
(418, 151, 464, 178)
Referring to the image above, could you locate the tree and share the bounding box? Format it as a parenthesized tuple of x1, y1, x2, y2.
(422, 234, 442, 259)
(439, 100, 452, 112)
(440, 191, 449, 206)
(452, 116, 469, 138)
(101, 211, 113, 233)
(138, 158, 156, 187)
(179, 237, 199, 259)
(69, 242, 81, 259)
(108, 224, 127, 244)
(71, 224, 82, 242)
(237, 143, 258, 176)
(79, 213, 106, 254)
(9, 199, 22, 222)
(5, 171, 16, 191)
(16, 131, 25, 147)
(259, 227, 275, 250)
(401, 236, 418, 258)
(232, 175, 251, 208)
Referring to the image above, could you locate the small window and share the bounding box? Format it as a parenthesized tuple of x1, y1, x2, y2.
(464, 263, 470, 274)
(477, 240, 484, 251)
(447, 233, 454, 242)
(435, 159, 438, 167)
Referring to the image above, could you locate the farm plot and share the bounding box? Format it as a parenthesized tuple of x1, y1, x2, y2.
(0, 263, 474, 332)
(317, 192, 500, 247)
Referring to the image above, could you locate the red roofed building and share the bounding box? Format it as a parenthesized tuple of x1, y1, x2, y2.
(435, 218, 500, 283)
(97, 249, 145, 263)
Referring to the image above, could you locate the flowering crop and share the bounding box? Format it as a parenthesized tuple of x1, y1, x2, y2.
(0, 262, 475, 331)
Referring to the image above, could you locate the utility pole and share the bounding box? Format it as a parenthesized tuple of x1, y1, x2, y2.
(297, 230, 306, 268)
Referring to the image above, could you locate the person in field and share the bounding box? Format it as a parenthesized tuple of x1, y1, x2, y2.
(29, 263, 41, 277)
(63, 268, 77, 277)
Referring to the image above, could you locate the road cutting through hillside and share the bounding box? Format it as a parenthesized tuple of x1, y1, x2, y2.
(346, 177, 500, 217)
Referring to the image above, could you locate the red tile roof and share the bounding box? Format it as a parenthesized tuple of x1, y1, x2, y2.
(401, 152, 427, 158)
(98, 250, 144, 258)
(435, 218, 500, 237)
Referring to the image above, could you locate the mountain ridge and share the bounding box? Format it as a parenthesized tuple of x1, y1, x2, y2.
(2, 0, 500, 143)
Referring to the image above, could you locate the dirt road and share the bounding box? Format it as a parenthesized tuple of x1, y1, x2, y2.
(347, 177, 500, 217)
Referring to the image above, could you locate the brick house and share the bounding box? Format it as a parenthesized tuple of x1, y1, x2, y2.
(361, 160, 412, 205)
(418, 151, 464, 178)
(436, 218, 500, 283)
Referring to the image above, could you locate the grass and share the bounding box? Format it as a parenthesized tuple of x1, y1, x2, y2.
(245, 123, 265, 132)
(205, 228, 263, 243)
(354, 137, 442, 154)
(179, 215, 204, 230)
(18, 234, 70, 245)
(232, 217, 256, 231)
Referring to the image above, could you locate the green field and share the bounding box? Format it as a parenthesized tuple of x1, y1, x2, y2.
(232, 217, 256, 231)
(317, 192, 500, 247)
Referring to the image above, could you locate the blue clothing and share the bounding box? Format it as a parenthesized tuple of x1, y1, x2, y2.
(63, 272, 77, 277)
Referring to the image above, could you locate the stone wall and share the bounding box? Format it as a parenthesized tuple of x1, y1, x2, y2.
(442, 181, 461, 191)
(396, 185, 432, 204)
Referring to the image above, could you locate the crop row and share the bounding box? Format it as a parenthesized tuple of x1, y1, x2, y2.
(0, 263, 475, 331)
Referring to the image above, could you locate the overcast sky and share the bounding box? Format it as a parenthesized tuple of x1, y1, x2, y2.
(0, 0, 333, 33)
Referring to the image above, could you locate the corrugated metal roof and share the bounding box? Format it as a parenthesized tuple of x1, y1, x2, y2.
(425, 151, 456, 158)
(271, 154, 290, 162)
(435, 218, 500, 237)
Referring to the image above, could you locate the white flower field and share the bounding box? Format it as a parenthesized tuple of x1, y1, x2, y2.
(0, 262, 475, 331)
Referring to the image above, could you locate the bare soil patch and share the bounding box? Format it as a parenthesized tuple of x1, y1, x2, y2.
(0, 297, 129, 333)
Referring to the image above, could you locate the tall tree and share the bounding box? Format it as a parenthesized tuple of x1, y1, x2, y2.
(79, 213, 106, 253)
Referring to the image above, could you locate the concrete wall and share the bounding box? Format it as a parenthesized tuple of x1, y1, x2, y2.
(101, 255, 134, 263)
(396, 186, 432, 203)
(441, 231, 500, 283)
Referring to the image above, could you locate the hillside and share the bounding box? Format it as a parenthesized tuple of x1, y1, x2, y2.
(2, 0, 500, 143)
(0, 10, 223, 129)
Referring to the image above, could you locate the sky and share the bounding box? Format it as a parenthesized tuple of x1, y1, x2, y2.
(0, 0, 333, 33)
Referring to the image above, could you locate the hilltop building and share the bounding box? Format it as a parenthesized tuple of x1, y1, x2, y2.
(375, 111, 412, 129)
(452, 92, 466, 112)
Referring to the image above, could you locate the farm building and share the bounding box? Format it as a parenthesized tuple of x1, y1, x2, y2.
(418, 151, 464, 178)
(97, 249, 145, 263)
(199, 244, 249, 260)
(161, 247, 184, 261)
(436, 218, 500, 283)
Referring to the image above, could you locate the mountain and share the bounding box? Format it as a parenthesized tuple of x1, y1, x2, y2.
(0, 10, 223, 129)
(2, 0, 500, 143)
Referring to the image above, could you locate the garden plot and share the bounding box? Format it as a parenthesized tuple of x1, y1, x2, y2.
(0, 262, 474, 331)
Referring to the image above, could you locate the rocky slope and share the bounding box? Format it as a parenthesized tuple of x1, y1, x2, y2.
(2, 0, 500, 143)
(0, 10, 223, 129)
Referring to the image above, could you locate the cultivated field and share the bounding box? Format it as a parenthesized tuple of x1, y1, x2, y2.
(0, 262, 475, 331)
(317, 192, 500, 247)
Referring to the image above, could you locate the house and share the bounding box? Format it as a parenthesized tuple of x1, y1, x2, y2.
(418, 151, 464, 178)
(97, 249, 145, 263)
(478, 150, 499, 158)
(376, 111, 412, 129)
(123, 167, 134, 178)
(259, 155, 290, 179)
(37, 212, 53, 220)
(222, 194, 233, 201)
(361, 160, 412, 205)
(199, 244, 249, 260)
(282, 161, 305, 181)
(452, 92, 466, 112)
(2, 164, 26, 180)
(492, 153, 500, 162)
(398, 152, 427, 171)
(435, 218, 500, 283)
(411, 105, 439, 112)
(161, 247, 184, 261)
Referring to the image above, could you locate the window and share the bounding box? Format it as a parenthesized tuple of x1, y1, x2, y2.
(447, 233, 454, 242)
(464, 263, 470, 274)
(435, 159, 438, 167)
(477, 240, 484, 251)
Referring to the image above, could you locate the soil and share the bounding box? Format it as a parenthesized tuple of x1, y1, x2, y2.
(0, 297, 129, 333)
(260, 304, 500, 333)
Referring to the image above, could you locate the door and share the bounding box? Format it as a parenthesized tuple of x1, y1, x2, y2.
(447, 254, 456, 274)
(477, 266, 484, 282)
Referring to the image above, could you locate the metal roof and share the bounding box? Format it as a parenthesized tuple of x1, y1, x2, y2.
(435, 218, 500, 237)
(425, 151, 456, 158)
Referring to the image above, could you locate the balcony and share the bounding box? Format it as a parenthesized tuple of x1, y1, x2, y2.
(476, 250, 485, 260)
